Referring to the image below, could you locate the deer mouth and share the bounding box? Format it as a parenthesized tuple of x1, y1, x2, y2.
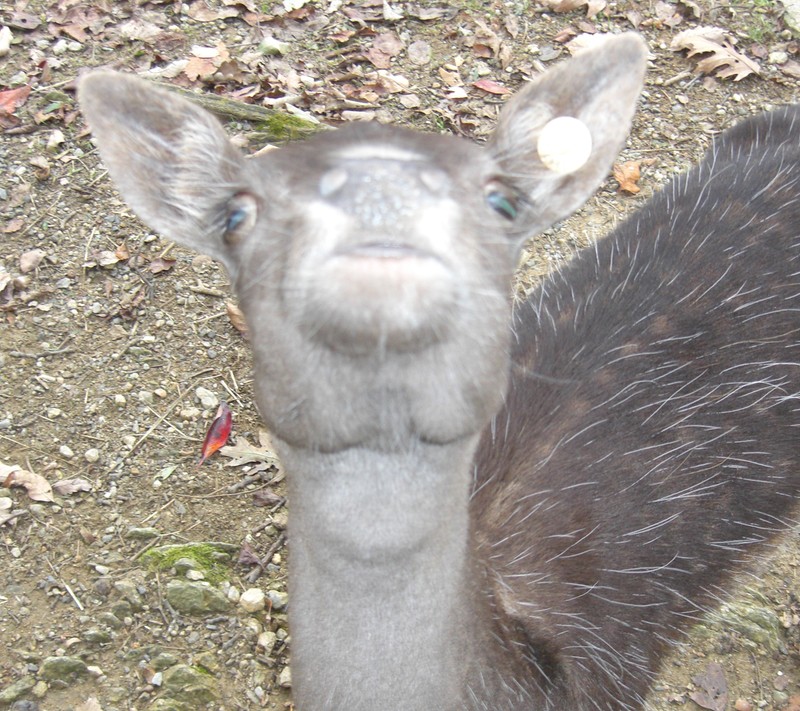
(296, 242, 459, 356)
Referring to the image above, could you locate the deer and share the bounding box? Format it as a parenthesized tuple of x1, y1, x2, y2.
(77, 33, 800, 710)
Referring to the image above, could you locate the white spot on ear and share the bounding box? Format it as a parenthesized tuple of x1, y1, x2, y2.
(537, 116, 593, 175)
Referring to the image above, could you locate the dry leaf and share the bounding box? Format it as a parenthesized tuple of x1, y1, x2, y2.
(116, 18, 164, 43)
(438, 67, 461, 87)
(472, 18, 501, 57)
(149, 257, 176, 274)
(473, 79, 510, 95)
(52, 478, 92, 495)
(446, 85, 469, 100)
(671, 26, 760, 81)
(198, 403, 233, 466)
(3, 217, 24, 233)
(586, 0, 606, 17)
(541, 0, 586, 11)
(540, 0, 606, 16)
(225, 0, 257, 11)
(238, 541, 261, 565)
(253, 488, 283, 507)
(20, 249, 46, 273)
(187, 1, 239, 21)
(690, 662, 728, 711)
(184, 43, 231, 81)
(2, 463, 54, 502)
(220, 431, 280, 468)
(226, 300, 249, 335)
(678, 0, 702, 17)
(84, 250, 120, 268)
(366, 31, 403, 69)
(30, 155, 51, 180)
(0, 85, 31, 114)
(613, 160, 641, 194)
(654, 1, 683, 28)
(9, 12, 41, 30)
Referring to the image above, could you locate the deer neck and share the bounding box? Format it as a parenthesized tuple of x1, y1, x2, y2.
(280, 438, 485, 710)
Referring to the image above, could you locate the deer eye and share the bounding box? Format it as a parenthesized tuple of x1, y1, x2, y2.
(223, 193, 258, 245)
(485, 184, 518, 221)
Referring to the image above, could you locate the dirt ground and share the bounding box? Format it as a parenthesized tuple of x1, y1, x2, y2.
(1, 1, 799, 710)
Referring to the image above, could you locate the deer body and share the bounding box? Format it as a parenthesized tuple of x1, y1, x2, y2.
(78, 34, 800, 710)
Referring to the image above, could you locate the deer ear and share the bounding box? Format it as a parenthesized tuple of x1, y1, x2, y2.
(489, 33, 648, 240)
(78, 71, 253, 267)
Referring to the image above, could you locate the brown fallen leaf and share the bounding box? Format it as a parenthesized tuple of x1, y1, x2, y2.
(3, 217, 25, 235)
(187, 1, 239, 22)
(20, 249, 46, 273)
(0, 84, 31, 128)
(253, 488, 284, 507)
(366, 31, 403, 69)
(220, 431, 280, 468)
(83, 250, 121, 268)
(438, 67, 461, 87)
(690, 661, 728, 711)
(473, 79, 510, 95)
(149, 257, 176, 274)
(0, 84, 31, 114)
(9, 12, 41, 30)
(613, 160, 642, 194)
(654, 0, 683, 28)
(52, 478, 93, 495)
(238, 541, 261, 565)
(671, 26, 760, 81)
(541, 0, 606, 17)
(2, 463, 54, 502)
(226, 300, 249, 335)
(184, 43, 232, 81)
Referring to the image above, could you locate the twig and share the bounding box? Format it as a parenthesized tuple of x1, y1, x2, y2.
(246, 531, 286, 584)
(9, 347, 74, 359)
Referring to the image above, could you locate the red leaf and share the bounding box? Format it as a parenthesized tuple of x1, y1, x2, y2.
(0, 85, 32, 115)
(472, 79, 510, 95)
(198, 403, 233, 465)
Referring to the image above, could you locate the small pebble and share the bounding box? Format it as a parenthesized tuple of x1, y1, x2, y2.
(195, 386, 219, 409)
(267, 589, 289, 611)
(240, 588, 266, 612)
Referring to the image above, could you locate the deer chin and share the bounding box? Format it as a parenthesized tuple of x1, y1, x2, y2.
(297, 244, 459, 356)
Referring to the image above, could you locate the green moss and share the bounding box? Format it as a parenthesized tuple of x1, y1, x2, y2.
(257, 112, 320, 142)
(141, 542, 235, 584)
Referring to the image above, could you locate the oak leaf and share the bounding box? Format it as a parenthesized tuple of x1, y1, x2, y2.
(671, 26, 760, 81)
